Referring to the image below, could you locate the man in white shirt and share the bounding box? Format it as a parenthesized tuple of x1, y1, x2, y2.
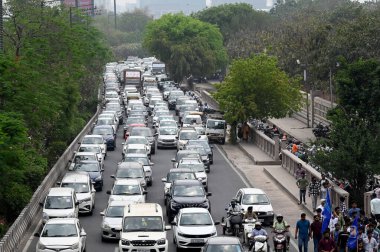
(363, 230, 378, 252)
(370, 188, 380, 220)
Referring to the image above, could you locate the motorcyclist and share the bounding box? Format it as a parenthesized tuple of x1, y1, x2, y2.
(272, 214, 290, 249)
(226, 199, 243, 231)
(244, 206, 258, 221)
(249, 222, 268, 251)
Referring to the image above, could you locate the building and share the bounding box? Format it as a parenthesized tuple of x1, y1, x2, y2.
(138, 0, 207, 19)
(211, 0, 272, 10)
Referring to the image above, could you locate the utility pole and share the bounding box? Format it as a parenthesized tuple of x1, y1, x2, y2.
(113, 0, 117, 29)
(75, 0, 79, 8)
(0, 0, 3, 53)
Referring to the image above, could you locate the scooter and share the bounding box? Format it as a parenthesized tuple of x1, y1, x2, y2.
(221, 211, 243, 237)
(242, 218, 256, 245)
(273, 229, 287, 252)
(248, 234, 268, 252)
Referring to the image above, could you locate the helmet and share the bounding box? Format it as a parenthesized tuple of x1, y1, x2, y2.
(247, 206, 253, 212)
(276, 214, 283, 221)
(255, 222, 262, 229)
(231, 200, 236, 206)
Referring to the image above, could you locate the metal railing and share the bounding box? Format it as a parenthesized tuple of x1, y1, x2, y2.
(281, 149, 349, 208)
(0, 106, 101, 252)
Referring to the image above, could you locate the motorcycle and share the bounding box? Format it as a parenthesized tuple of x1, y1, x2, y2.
(249, 234, 268, 252)
(221, 211, 243, 237)
(273, 229, 287, 252)
(243, 218, 256, 245)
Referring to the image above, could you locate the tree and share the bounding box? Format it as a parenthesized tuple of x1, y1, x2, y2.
(213, 54, 302, 143)
(143, 13, 228, 83)
(312, 59, 380, 205)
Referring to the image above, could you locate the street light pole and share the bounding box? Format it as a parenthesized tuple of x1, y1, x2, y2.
(0, 0, 3, 53)
(113, 0, 117, 29)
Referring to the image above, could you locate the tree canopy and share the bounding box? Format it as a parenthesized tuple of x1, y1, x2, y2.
(142, 13, 228, 82)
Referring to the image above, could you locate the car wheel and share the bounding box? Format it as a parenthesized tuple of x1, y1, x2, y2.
(148, 180, 152, 186)
(176, 246, 182, 252)
(205, 186, 208, 192)
(221, 139, 225, 145)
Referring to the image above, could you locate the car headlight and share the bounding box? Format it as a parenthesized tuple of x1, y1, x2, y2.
(102, 222, 110, 229)
(37, 242, 47, 250)
(210, 231, 217, 236)
(81, 197, 92, 202)
(121, 239, 130, 245)
(177, 232, 185, 237)
(67, 212, 76, 218)
(70, 243, 79, 249)
(42, 212, 49, 220)
(157, 238, 166, 245)
(95, 175, 102, 181)
(267, 211, 274, 215)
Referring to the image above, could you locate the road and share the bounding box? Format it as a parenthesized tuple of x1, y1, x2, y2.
(23, 116, 249, 252)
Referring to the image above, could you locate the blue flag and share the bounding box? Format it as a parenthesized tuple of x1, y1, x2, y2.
(321, 189, 332, 234)
(347, 216, 359, 250)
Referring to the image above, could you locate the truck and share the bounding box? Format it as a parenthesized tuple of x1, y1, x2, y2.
(205, 113, 226, 144)
(152, 61, 166, 75)
(123, 69, 142, 91)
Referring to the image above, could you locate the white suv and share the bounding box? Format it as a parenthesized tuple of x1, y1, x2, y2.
(118, 203, 171, 252)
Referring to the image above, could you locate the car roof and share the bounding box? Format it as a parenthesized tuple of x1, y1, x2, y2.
(94, 125, 113, 129)
(108, 201, 130, 207)
(62, 172, 90, 183)
(206, 236, 241, 245)
(114, 179, 140, 185)
(74, 152, 97, 156)
(240, 188, 265, 194)
(48, 187, 74, 196)
(118, 162, 143, 169)
(173, 179, 202, 186)
(180, 207, 210, 214)
(84, 134, 103, 139)
(79, 144, 101, 148)
(125, 144, 146, 148)
(45, 218, 78, 225)
(124, 203, 163, 216)
(169, 168, 194, 173)
(125, 153, 148, 158)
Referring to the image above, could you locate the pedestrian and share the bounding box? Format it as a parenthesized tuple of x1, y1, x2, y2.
(297, 172, 309, 205)
(310, 215, 323, 252)
(296, 212, 311, 252)
(339, 196, 348, 217)
(317, 199, 326, 213)
(295, 163, 305, 180)
(309, 176, 321, 212)
(370, 189, 380, 221)
(365, 222, 379, 244)
(334, 207, 345, 229)
(359, 210, 369, 227)
(363, 231, 378, 252)
(321, 181, 331, 200)
(242, 122, 250, 141)
(332, 223, 341, 243)
(292, 143, 299, 154)
(348, 202, 361, 219)
(337, 224, 350, 252)
(318, 229, 336, 252)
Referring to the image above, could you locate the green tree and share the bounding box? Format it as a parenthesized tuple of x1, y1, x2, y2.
(213, 54, 302, 143)
(143, 13, 228, 83)
(312, 59, 380, 205)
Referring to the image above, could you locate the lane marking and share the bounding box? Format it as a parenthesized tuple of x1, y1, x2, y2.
(22, 220, 42, 252)
(215, 144, 299, 252)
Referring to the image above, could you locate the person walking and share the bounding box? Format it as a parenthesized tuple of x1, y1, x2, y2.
(295, 163, 305, 180)
(296, 213, 311, 252)
(318, 229, 336, 252)
(297, 172, 309, 205)
(370, 189, 380, 221)
(311, 215, 323, 252)
(363, 230, 378, 252)
(309, 176, 321, 212)
(337, 224, 350, 252)
(242, 122, 250, 141)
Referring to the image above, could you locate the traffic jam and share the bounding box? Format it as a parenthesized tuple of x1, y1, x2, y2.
(33, 57, 278, 252)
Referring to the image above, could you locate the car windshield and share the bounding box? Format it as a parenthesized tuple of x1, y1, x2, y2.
(186, 146, 207, 156)
(167, 172, 195, 182)
(106, 206, 124, 217)
(124, 157, 149, 166)
(106, 93, 118, 98)
(126, 148, 146, 155)
(116, 168, 144, 178)
(159, 128, 177, 135)
(207, 120, 226, 129)
(242, 194, 270, 205)
(93, 127, 113, 135)
(97, 119, 114, 125)
(188, 140, 210, 151)
(159, 121, 176, 127)
(73, 163, 99, 172)
(180, 213, 213, 226)
(113, 184, 141, 195)
(173, 185, 204, 197)
(45, 196, 73, 209)
(178, 163, 205, 172)
(184, 117, 201, 124)
(123, 216, 163, 232)
(61, 183, 89, 193)
(131, 128, 152, 137)
(179, 131, 198, 140)
(41, 224, 78, 237)
(126, 138, 147, 145)
(106, 104, 120, 110)
(155, 111, 169, 117)
(79, 146, 100, 153)
(206, 245, 242, 252)
(82, 137, 104, 144)
(73, 155, 97, 163)
(126, 118, 145, 125)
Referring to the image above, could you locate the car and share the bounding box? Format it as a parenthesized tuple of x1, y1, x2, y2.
(105, 102, 123, 124)
(70, 160, 104, 191)
(34, 218, 86, 252)
(157, 119, 178, 129)
(177, 159, 208, 190)
(70, 151, 103, 169)
(152, 110, 170, 125)
(201, 236, 244, 252)
(99, 111, 119, 126)
(161, 168, 197, 204)
(107, 179, 147, 204)
(80, 135, 107, 158)
(122, 143, 150, 158)
(40, 187, 78, 224)
(171, 150, 204, 169)
(129, 127, 156, 154)
(166, 179, 212, 222)
(95, 117, 117, 132)
(235, 188, 274, 226)
(177, 128, 199, 150)
(186, 139, 213, 164)
(123, 117, 147, 137)
(119, 203, 171, 252)
(123, 153, 153, 186)
(59, 172, 96, 215)
(184, 145, 211, 172)
(100, 201, 128, 241)
(123, 136, 151, 156)
(105, 91, 119, 103)
(157, 127, 178, 149)
(182, 114, 203, 128)
(78, 144, 104, 161)
(111, 161, 148, 189)
(92, 125, 116, 151)
(172, 208, 218, 249)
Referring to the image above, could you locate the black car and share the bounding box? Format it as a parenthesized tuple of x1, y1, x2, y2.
(186, 139, 213, 164)
(71, 161, 104, 191)
(166, 179, 211, 222)
(92, 125, 116, 151)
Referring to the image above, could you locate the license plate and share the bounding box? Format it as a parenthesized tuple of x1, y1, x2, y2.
(258, 219, 264, 222)
(191, 239, 204, 243)
(136, 250, 148, 252)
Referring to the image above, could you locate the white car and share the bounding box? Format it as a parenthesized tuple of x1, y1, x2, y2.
(35, 218, 86, 252)
(177, 159, 208, 190)
(123, 136, 151, 156)
(235, 188, 274, 226)
(122, 143, 150, 157)
(157, 127, 178, 149)
(81, 134, 107, 158)
(107, 180, 147, 204)
(177, 128, 199, 150)
(78, 144, 104, 161)
(172, 208, 218, 250)
(100, 201, 128, 241)
(70, 151, 103, 170)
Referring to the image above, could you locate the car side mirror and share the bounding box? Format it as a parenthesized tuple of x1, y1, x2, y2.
(149, 162, 154, 166)
(214, 221, 220, 225)
(100, 211, 105, 216)
(154, 133, 158, 136)
(207, 192, 212, 196)
(170, 221, 177, 225)
(56, 181, 61, 186)
(165, 192, 170, 196)
(92, 189, 96, 193)
(80, 229, 87, 237)
(34, 233, 40, 237)
(101, 169, 105, 172)
(106, 190, 111, 195)
(39, 202, 44, 207)
(171, 158, 176, 162)
(161, 178, 167, 182)
(110, 175, 116, 179)
(165, 225, 171, 230)
(75, 201, 79, 206)
(143, 191, 148, 195)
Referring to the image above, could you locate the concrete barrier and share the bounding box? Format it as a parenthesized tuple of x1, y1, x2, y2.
(281, 149, 349, 208)
(249, 125, 279, 160)
(0, 106, 101, 252)
(199, 90, 219, 110)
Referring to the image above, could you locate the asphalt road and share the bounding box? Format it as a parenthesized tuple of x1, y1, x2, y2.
(23, 115, 250, 252)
